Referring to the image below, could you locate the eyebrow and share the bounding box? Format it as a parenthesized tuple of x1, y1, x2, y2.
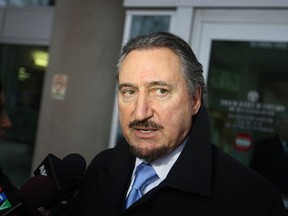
(118, 83, 135, 91)
(118, 81, 171, 90)
(147, 81, 171, 88)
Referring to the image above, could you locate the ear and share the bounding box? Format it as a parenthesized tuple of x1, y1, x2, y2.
(191, 87, 201, 115)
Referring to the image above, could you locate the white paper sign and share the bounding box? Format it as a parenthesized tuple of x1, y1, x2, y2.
(51, 74, 68, 100)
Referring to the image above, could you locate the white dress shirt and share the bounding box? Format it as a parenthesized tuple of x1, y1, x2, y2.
(126, 138, 187, 196)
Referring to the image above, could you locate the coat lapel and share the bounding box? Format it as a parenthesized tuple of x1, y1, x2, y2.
(100, 142, 136, 213)
(164, 106, 212, 196)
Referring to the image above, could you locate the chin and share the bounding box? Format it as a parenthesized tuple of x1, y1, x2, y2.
(128, 143, 170, 163)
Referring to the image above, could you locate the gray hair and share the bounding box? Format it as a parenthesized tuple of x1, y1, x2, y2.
(116, 32, 208, 107)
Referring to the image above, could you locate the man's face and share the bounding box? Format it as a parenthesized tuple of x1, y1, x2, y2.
(118, 48, 201, 162)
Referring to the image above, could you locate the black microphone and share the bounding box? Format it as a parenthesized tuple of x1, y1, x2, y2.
(19, 175, 59, 211)
(1, 153, 86, 216)
(33, 153, 86, 208)
(0, 175, 58, 216)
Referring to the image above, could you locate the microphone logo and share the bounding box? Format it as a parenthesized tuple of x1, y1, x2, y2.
(39, 165, 47, 176)
(0, 187, 12, 211)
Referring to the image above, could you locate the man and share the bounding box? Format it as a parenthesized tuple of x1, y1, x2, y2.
(251, 115, 288, 196)
(70, 32, 286, 215)
(0, 80, 12, 182)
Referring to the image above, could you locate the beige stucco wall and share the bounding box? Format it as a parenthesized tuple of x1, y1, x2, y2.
(32, 0, 125, 170)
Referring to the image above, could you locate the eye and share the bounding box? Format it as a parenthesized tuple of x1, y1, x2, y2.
(120, 88, 137, 100)
(154, 88, 168, 96)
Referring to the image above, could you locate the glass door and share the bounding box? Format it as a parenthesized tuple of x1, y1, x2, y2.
(191, 9, 288, 200)
(0, 44, 48, 186)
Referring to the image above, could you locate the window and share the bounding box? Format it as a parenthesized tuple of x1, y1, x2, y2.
(0, 0, 55, 7)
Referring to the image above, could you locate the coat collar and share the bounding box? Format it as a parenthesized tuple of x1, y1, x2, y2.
(162, 105, 212, 196)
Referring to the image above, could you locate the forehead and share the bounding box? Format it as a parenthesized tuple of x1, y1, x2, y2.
(119, 48, 183, 83)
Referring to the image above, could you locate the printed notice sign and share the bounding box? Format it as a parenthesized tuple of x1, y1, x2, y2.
(220, 90, 286, 134)
(51, 74, 68, 100)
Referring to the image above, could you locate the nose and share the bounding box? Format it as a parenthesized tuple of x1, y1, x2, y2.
(1, 112, 12, 129)
(133, 93, 153, 121)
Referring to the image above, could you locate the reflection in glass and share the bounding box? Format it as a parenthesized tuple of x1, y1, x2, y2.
(0, 0, 55, 6)
(207, 40, 288, 195)
(130, 15, 170, 39)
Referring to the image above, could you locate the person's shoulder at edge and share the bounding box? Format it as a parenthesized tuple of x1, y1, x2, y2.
(212, 144, 283, 196)
(212, 144, 287, 215)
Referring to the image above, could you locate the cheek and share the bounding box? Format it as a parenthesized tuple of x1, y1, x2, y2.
(163, 100, 193, 130)
(169, 109, 191, 129)
(118, 106, 127, 123)
(118, 103, 133, 127)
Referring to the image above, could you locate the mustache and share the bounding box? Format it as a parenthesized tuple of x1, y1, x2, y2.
(128, 120, 163, 129)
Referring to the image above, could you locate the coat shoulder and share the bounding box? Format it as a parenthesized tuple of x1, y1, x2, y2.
(212, 145, 282, 197)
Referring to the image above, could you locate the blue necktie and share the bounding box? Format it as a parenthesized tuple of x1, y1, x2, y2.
(125, 163, 158, 208)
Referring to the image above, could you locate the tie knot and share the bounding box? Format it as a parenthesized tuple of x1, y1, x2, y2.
(133, 163, 158, 191)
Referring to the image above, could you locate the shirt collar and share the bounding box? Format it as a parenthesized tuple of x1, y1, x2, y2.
(135, 137, 188, 181)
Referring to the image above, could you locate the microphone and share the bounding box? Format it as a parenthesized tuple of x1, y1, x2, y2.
(19, 175, 58, 210)
(54, 153, 87, 192)
(0, 175, 58, 216)
(33, 153, 86, 208)
(34, 153, 86, 190)
(0, 153, 86, 216)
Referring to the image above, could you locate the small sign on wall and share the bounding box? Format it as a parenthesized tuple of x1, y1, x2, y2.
(234, 132, 253, 152)
(51, 74, 68, 100)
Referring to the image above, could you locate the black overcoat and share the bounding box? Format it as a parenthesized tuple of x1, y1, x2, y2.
(70, 107, 287, 216)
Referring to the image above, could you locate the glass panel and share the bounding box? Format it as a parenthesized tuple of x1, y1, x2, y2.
(0, 44, 48, 186)
(3, 0, 55, 6)
(130, 15, 170, 39)
(0, 0, 5, 6)
(207, 40, 288, 195)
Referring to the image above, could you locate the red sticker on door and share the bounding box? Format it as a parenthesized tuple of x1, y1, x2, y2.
(234, 133, 252, 152)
